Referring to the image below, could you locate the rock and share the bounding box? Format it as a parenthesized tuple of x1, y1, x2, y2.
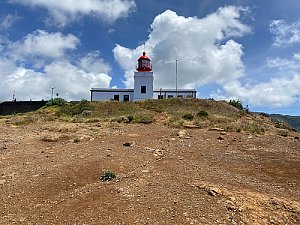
(206, 187, 222, 196)
(0, 180, 6, 185)
(153, 149, 163, 157)
(81, 110, 92, 116)
(217, 136, 225, 141)
(178, 130, 188, 138)
(183, 124, 200, 129)
(294, 136, 299, 140)
(220, 132, 227, 135)
(144, 147, 155, 152)
(209, 128, 225, 131)
(123, 141, 136, 147)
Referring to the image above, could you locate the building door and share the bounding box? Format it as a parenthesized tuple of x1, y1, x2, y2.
(123, 95, 129, 102)
(114, 95, 119, 101)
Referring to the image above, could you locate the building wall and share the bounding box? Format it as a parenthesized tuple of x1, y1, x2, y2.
(91, 91, 134, 102)
(133, 71, 154, 101)
(153, 91, 196, 99)
(0, 101, 48, 115)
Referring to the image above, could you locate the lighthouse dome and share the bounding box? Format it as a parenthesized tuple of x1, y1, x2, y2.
(137, 52, 152, 72)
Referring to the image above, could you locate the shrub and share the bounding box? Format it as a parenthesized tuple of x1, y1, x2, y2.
(229, 100, 243, 110)
(100, 171, 116, 182)
(277, 130, 288, 137)
(73, 138, 80, 143)
(182, 113, 194, 120)
(196, 110, 209, 117)
(134, 115, 153, 124)
(14, 116, 35, 126)
(46, 98, 67, 107)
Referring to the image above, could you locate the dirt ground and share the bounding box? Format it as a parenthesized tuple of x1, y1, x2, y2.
(0, 119, 299, 224)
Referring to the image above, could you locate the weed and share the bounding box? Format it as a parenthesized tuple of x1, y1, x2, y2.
(14, 116, 35, 126)
(134, 115, 153, 124)
(277, 130, 288, 137)
(196, 110, 209, 117)
(73, 138, 80, 143)
(182, 113, 194, 120)
(100, 171, 116, 182)
(46, 98, 67, 107)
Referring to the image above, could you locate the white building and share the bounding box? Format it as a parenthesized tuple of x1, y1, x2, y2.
(90, 52, 196, 102)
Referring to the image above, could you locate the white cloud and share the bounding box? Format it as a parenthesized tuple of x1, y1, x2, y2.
(7, 30, 79, 63)
(114, 6, 250, 89)
(221, 75, 300, 107)
(0, 31, 111, 101)
(79, 51, 111, 75)
(9, 0, 136, 27)
(0, 13, 21, 30)
(270, 20, 300, 47)
(267, 53, 300, 70)
(114, 6, 300, 108)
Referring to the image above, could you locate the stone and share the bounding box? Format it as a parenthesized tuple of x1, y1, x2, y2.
(217, 136, 225, 141)
(123, 141, 136, 147)
(0, 180, 6, 185)
(209, 128, 225, 131)
(183, 124, 200, 129)
(81, 110, 92, 116)
(153, 149, 163, 157)
(144, 147, 155, 152)
(177, 130, 188, 138)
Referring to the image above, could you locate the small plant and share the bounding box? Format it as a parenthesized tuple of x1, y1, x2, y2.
(277, 130, 288, 137)
(14, 116, 35, 126)
(182, 113, 194, 121)
(100, 171, 116, 182)
(228, 100, 243, 110)
(46, 98, 67, 107)
(196, 110, 209, 117)
(73, 138, 80, 143)
(134, 115, 153, 124)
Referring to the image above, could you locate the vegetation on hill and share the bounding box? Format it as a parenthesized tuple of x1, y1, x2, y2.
(4, 98, 296, 136)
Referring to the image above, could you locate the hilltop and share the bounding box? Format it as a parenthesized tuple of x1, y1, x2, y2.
(0, 99, 299, 224)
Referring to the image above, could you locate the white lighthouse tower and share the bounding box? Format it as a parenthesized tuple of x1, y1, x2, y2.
(133, 52, 154, 101)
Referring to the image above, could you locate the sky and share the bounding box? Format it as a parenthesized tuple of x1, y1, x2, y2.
(0, 0, 300, 115)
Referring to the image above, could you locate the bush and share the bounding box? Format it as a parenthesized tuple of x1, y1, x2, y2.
(46, 98, 67, 107)
(100, 171, 116, 182)
(182, 113, 194, 120)
(58, 100, 94, 116)
(229, 100, 243, 110)
(196, 110, 209, 117)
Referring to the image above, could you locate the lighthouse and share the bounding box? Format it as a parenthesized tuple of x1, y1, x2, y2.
(133, 52, 154, 101)
(90, 51, 197, 101)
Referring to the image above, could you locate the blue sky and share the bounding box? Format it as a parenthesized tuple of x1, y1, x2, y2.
(0, 0, 300, 115)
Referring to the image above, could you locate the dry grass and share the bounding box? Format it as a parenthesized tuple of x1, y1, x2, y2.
(2, 98, 295, 135)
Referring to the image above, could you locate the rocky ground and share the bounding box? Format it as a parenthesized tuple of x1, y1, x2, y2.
(0, 119, 299, 224)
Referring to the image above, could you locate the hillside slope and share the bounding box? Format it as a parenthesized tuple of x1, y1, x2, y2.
(0, 99, 299, 224)
(269, 114, 300, 132)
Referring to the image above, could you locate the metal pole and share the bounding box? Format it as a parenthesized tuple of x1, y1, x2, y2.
(51, 87, 55, 99)
(176, 59, 178, 97)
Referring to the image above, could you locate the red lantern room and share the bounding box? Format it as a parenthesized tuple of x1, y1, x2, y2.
(137, 52, 152, 72)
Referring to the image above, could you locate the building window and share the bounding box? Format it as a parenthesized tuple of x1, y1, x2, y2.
(177, 95, 183, 98)
(114, 95, 119, 101)
(168, 95, 173, 98)
(123, 95, 129, 102)
(141, 86, 146, 93)
(158, 95, 164, 99)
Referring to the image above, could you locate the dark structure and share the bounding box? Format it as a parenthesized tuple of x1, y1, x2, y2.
(0, 101, 48, 115)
